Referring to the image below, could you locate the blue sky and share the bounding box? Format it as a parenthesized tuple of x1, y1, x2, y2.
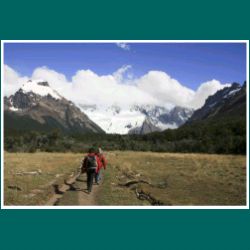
(4, 42, 246, 90)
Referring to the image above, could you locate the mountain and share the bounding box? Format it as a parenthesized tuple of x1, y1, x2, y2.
(187, 82, 246, 123)
(158, 106, 194, 127)
(4, 79, 104, 134)
(80, 104, 194, 134)
(129, 117, 161, 134)
(4, 79, 194, 135)
(142, 81, 246, 154)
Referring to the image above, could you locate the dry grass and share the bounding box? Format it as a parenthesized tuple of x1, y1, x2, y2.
(4, 151, 247, 206)
(97, 151, 246, 206)
(4, 152, 83, 206)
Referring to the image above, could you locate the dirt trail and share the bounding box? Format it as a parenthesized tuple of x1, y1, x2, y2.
(46, 173, 100, 206)
(76, 174, 100, 205)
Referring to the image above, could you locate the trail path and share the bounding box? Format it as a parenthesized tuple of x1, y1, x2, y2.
(76, 174, 100, 205)
(46, 173, 100, 206)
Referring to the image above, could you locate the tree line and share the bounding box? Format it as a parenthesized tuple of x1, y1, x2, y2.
(4, 115, 246, 155)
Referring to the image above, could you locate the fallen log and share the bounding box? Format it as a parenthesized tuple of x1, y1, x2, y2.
(135, 188, 165, 206)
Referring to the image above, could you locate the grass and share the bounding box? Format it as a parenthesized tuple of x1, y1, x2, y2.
(97, 151, 246, 206)
(4, 151, 247, 206)
(4, 152, 83, 206)
(96, 165, 148, 205)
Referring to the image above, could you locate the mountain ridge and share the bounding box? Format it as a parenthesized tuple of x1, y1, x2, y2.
(80, 103, 194, 134)
(187, 82, 246, 123)
(4, 79, 104, 134)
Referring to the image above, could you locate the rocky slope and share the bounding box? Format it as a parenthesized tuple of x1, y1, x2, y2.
(4, 79, 104, 134)
(188, 82, 246, 123)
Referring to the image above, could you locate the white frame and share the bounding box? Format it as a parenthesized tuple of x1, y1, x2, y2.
(1, 40, 249, 209)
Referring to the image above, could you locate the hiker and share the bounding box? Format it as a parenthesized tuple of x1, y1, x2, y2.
(95, 147, 107, 184)
(81, 148, 101, 193)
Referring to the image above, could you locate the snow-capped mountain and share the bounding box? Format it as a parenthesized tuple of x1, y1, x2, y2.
(5, 79, 62, 111)
(158, 106, 194, 127)
(4, 80, 104, 134)
(79, 104, 146, 134)
(4, 79, 194, 135)
(188, 82, 246, 122)
(79, 103, 194, 134)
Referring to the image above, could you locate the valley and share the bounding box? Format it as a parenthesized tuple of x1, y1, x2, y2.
(2, 43, 247, 208)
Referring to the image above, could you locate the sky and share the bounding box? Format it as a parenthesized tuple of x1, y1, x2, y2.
(3, 42, 247, 109)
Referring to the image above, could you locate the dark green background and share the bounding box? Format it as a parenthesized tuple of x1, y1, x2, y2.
(0, 0, 249, 249)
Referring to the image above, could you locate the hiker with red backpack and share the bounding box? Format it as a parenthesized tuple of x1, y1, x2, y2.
(81, 148, 102, 193)
(95, 147, 107, 185)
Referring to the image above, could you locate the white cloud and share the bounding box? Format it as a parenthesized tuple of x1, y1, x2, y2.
(3, 65, 28, 96)
(116, 43, 130, 51)
(137, 71, 195, 108)
(189, 79, 231, 108)
(113, 64, 133, 83)
(32, 66, 69, 92)
(4, 64, 230, 110)
(70, 68, 157, 107)
(137, 72, 230, 109)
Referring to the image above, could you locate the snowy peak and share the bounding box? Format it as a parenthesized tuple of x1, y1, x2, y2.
(131, 104, 169, 117)
(4, 80, 104, 134)
(80, 104, 145, 134)
(80, 103, 193, 134)
(5, 79, 63, 111)
(204, 83, 241, 108)
(159, 106, 194, 127)
(188, 82, 246, 122)
(129, 117, 161, 134)
(20, 79, 62, 100)
(222, 83, 241, 99)
(106, 104, 121, 115)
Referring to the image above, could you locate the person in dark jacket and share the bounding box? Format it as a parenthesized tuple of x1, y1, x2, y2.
(82, 148, 101, 193)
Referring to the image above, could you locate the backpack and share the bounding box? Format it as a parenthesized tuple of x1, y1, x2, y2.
(85, 155, 97, 170)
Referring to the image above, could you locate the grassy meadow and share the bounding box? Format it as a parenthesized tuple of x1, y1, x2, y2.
(4, 152, 83, 205)
(99, 152, 246, 206)
(3, 151, 247, 206)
